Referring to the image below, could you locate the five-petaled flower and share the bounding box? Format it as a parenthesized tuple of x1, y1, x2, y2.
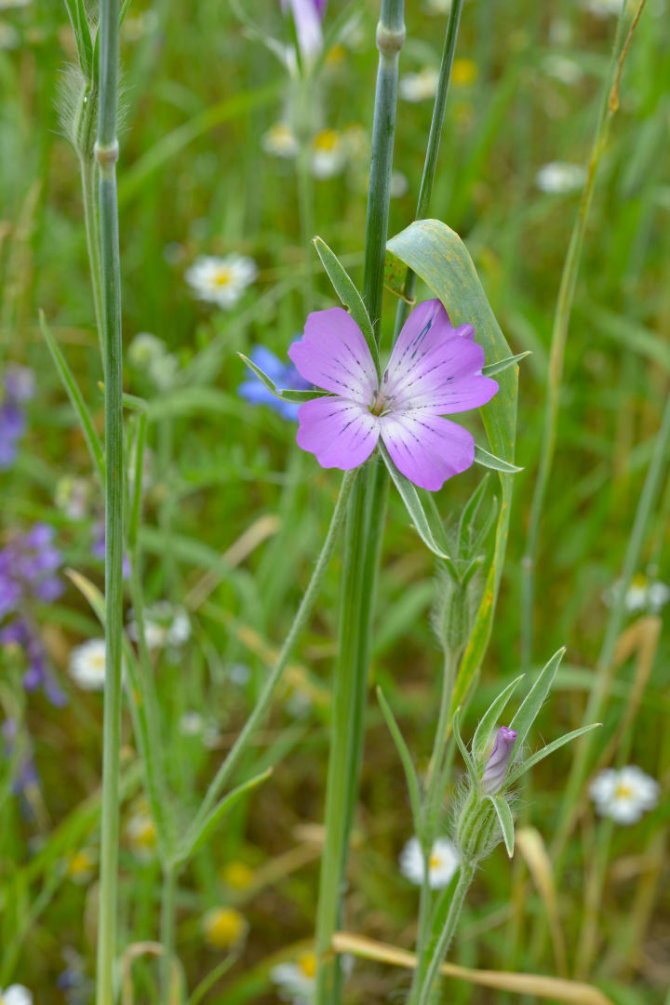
(288, 299, 498, 491)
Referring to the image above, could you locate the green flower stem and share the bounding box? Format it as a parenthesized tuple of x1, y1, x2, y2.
(393, 0, 466, 336)
(520, 3, 642, 670)
(80, 149, 105, 364)
(313, 6, 403, 1001)
(314, 461, 389, 1004)
(415, 864, 475, 1005)
(188, 470, 356, 842)
(362, 0, 405, 328)
(95, 0, 124, 1002)
(160, 864, 178, 1001)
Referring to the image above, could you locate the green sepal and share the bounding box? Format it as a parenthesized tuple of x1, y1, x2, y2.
(313, 236, 379, 368)
(474, 444, 523, 474)
(486, 794, 515, 858)
(472, 674, 525, 763)
(482, 351, 531, 377)
(380, 442, 455, 568)
(238, 353, 326, 404)
(505, 723, 602, 787)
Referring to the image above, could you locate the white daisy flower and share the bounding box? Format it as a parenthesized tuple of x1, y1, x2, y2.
(543, 54, 584, 85)
(310, 129, 347, 179)
(583, 0, 625, 17)
(261, 122, 299, 159)
(127, 601, 191, 650)
(535, 161, 586, 194)
(55, 475, 93, 520)
(399, 835, 459, 889)
(590, 766, 660, 824)
(125, 800, 158, 861)
(179, 711, 205, 736)
(185, 254, 258, 308)
(271, 953, 317, 1005)
(603, 573, 670, 614)
(390, 170, 409, 198)
(68, 639, 107, 691)
(0, 986, 33, 1005)
(399, 67, 439, 102)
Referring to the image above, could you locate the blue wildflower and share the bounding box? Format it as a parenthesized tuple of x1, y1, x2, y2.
(239, 345, 311, 422)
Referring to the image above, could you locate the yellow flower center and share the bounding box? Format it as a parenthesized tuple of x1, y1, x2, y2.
(91, 654, 105, 670)
(67, 849, 95, 879)
(631, 573, 647, 588)
(614, 784, 633, 799)
(221, 860, 254, 890)
(298, 952, 317, 978)
(429, 853, 443, 870)
(451, 58, 477, 86)
(313, 129, 339, 153)
(325, 43, 346, 67)
(212, 268, 233, 288)
(203, 907, 246, 949)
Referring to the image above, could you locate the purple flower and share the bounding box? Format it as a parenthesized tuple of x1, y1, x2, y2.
(0, 364, 35, 470)
(0, 523, 64, 619)
(481, 726, 518, 794)
(0, 617, 67, 706)
(288, 299, 498, 492)
(239, 345, 311, 421)
(280, 0, 327, 65)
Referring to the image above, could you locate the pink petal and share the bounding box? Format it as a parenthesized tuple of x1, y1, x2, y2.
(288, 308, 378, 403)
(296, 396, 380, 470)
(380, 411, 475, 491)
(385, 299, 497, 414)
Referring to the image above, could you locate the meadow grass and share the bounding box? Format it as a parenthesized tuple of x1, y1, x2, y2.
(0, 0, 668, 1003)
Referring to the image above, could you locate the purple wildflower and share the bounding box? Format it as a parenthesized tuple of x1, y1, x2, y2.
(481, 726, 518, 794)
(239, 345, 311, 422)
(0, 524, 67, 704)
(2, 717, 40, 799)
(0, 364, 35, 470)
(288, 299, 498, 492)
(280, 0, 327, 65)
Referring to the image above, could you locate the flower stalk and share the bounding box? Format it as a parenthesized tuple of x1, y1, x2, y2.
(94, 0, 124, 1002)
(313, 4, 404, 1001)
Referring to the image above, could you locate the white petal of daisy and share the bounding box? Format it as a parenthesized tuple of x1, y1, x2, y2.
(262, 123, 299, 159)
(399, 836, 459, 889)
(0, 986, 34, 1005)
(68, 639, 107, 691)
(399, 67, 439, 102)
(310, 129, 347, 179)
(590, 765, 660, 825)
(185, 254, 258, 308)
(271, 954, 317, 1004)
(535, 162, 586, 194)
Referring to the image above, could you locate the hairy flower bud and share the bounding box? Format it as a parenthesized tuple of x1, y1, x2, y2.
(455, 789, 499, 864)
(481, 726, 517, 794)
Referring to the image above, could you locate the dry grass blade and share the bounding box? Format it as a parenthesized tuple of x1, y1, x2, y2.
(516, 826, 568, 976)
(185, 513, 281, 609)
(332, 932, 615, 1005)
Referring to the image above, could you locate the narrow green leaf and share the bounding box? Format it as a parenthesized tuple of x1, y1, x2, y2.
(487, 795, 515, 858)
(474, 445, 524, 474)
(179, 768, 272, 863)
(482, 351, 531, 377)
(128, 412, 147, 552)
(377, 687, 423, 829)
(509, 647, 566, 755)
(452, 708, 477, 786)
(64, 0, 93, 79)
(238, 353, 326, 404)
(386, 220, 518, 715)
(456, 474, 490, 561)
(472, 674, 524, 762)
(40, 312, 105, 483)
(380, 443, 453, 563)
(313, 237, 379, 366)
(506, 723, 602, 787)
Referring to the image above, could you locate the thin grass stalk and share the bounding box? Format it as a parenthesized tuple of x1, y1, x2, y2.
(160, 865, 178, 1000)
(393, 0, 465, 337)
(80, 144, 105, 362)
(552, 389, 670, 865)
(520, 2, 644, 670)
(187, 469, 356, 844)
(95, 0, 124, 1001)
